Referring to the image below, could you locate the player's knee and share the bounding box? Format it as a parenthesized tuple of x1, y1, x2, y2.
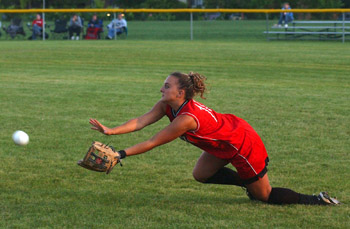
(250, 188, 271, 202)
(192, 170, 207, 183)
(247, 183, 272, 202)
(255, 193, 270, 202)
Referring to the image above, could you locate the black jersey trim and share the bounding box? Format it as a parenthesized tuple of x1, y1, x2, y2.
(171, 100, 189, 117)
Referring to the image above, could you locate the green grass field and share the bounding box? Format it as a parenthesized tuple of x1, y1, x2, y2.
(1, 20, 349, 228)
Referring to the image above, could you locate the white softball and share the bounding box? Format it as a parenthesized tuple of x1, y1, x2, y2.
(12, 130, 29, 146)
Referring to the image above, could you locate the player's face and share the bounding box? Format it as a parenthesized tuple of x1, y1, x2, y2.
(160, 76, 183, 102)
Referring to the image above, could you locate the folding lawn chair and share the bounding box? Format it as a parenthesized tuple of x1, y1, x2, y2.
(117, 26, 128, 38)
(85, 23, 104, 40)
(85, 27, 102, 39)
(4, 18, 26, 39)
(27, 23, 49, 40)
(51, 19, 68, 39)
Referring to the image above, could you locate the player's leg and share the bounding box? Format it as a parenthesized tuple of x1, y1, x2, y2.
(245, 173, 305, 204)
(245, 173, 272, 202)
(193, 151, 244, 186)
(245, 173, 340, 205)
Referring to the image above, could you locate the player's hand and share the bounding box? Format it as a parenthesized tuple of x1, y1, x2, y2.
(89, 118, 111, 135)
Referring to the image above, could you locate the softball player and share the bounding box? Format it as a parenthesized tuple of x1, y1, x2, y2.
(90, 72, 339, 205)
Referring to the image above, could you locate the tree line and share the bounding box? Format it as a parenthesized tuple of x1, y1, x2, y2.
(0, 0, 349, 9)
(0, 0, 348, 21)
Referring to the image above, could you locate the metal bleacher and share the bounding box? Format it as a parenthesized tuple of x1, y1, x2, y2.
(264, 20, 350, 41)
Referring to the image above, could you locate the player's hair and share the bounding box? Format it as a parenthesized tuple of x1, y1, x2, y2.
(170, 71, 207, 100)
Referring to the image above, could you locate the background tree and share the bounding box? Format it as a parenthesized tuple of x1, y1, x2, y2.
(0, 0, 346, 21)
(0, 0, 346, 9)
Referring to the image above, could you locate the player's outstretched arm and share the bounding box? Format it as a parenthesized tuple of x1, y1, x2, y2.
(90, 100, 166, 135)
(123, 114, 197, 157)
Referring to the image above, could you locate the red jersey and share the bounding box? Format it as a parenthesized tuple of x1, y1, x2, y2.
(165, 99, 265, 160)
(32, 19, 43, 28)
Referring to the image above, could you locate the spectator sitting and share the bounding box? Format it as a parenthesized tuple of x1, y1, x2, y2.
(106, 13, 127, 39)
(29, 14, 43, 40)
(86, 14, 103, 39)
(277, 2, 294, 27)
(68, 14, 83, 40)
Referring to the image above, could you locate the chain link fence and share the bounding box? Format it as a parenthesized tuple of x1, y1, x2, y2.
(0, 9, 349, 41)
